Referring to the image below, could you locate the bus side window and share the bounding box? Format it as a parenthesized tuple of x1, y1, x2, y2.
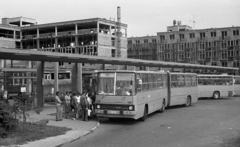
(157, 74, 162, 88)
(192, 75, 197, 86)
(162, 74, 167, 88)
(136, 73, 142, 93)
(142, 73, 148, 91)
(153, 74, 157, 89)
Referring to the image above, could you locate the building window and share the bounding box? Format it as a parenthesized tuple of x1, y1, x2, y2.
(136, 40, 140, 44)
(152, 39, 156, 43)
(128, 40, 132, 44)
(189, 33, 195, 38)
(233, 30, 239, 36)
(179, 34, 184, 39)
(179, 43, 184, 51)
(200, 32, 205, 39)
(160, 35, 165, 41)
(170, 34, 175, 40)
(221, 51, 227, 59)
(221, 31, 227, 38)
(222, 61, 227, 67)
(199, 42, 205, 50)
(144, 39, 148, 43)
(212, 62, 217, 66)
(211, 32, 216, 37)
(111, 49, 116, 57)
(221, 41, 227, 49)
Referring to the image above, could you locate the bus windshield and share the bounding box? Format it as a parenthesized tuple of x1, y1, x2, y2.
(98, 72, 135, 96)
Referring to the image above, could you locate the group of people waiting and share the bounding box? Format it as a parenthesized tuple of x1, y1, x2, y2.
(55, 90, 95, 121)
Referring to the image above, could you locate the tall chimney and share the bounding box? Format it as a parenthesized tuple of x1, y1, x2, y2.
(117, 6, 121, 23)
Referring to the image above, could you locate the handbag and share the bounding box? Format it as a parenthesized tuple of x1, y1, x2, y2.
(87, 109, 92, 116)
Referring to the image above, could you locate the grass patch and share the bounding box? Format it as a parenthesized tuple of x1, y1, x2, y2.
(0, 122, 71, 146)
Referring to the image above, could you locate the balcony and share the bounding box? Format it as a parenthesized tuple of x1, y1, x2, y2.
(206, 47, 212, 51)
(235, 56, 240, 61)
(78, 28, 97, 35)
(205, 57, 211, 62)
(212, 57, 220, 61)
(159, 40, 167, 44)
(219, 36, 231, 40)
(178, 38, 187, 42)
(228, 57, 234, 61)
(198, 37, 208, 41)
(234, 46, 240, 50)
(227, 46, 234, 50)
(39, 33, 55, 38)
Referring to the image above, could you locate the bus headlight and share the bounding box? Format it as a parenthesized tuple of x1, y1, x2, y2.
(129, 106, 133, 110)
(97, 105, 100, 109)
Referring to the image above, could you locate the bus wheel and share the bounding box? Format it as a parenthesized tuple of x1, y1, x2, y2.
(140, 106, 148, 121)
(160, 100, 165, 113)
(184, 96, 191, 107)
(213, 91, 220, 99)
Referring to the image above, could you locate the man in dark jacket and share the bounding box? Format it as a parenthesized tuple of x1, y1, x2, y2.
(80, 90, 89, 121)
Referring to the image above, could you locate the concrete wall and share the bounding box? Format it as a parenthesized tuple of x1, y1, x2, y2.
(98, 34, 111, 46)
(0, 38, 15, 48)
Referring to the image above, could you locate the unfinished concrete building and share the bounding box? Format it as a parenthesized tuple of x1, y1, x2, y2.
(19, 17, 128, 58)
(127, 36, 157, 60)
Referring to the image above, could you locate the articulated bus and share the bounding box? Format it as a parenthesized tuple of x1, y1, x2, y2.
(197, 74, 234, 99)
(234, 76, 240, 96)
(94, 70, 198, 121)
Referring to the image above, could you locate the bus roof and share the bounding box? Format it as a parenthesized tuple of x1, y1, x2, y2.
(197, 74, 233, 77)
(169, 72, 197, 75)
(97, 70, 166, 74)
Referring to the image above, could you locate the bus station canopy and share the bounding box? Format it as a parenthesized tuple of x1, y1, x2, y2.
(0, 47, 238, 71)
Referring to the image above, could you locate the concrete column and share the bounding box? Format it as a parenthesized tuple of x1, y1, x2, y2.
(20, 31, 23, 49)
(75, 24, 78, 53)
(145, 66, 149, 71)
(124, 65, 128, 70)
(37, 28, 40, 49)
(26, 61, 32, 94)
(55, 26, 58, 48)
(102, 64, 105, 70)
(0, 60, 4, 90)
(183, 68, 186, 73)
(71, 63, 82, 93)
(36, 61, 44, 107)
(13, 30, 16, 39)
(0, 60, 4, 68)
(54, 62, 59, 94)
(132, 66, 136, 71)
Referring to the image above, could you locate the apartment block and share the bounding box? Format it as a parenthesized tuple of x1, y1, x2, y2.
(128, 22, 240, 73)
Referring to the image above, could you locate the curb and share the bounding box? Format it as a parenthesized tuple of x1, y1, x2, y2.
(56, 120, 100, 147)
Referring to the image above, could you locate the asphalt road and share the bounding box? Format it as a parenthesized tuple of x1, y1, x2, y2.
(62, 97, 240, 147)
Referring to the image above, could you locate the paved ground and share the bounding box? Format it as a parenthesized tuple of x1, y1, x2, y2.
(61, 97, 240, 147)
(17, 104, 99, 147)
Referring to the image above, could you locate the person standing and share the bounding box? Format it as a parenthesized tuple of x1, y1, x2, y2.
(64, 91, 71, 118)
(80, 90, 89, 121)
(55, 91, 62, 121)
(75, 92, 81, 119)
(2, 90, 9, 104)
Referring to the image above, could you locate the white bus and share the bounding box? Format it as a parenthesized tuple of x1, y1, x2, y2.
(197, 74, 234, 99)
(234, 76, 240, 96)
(94, 70, 198, 121)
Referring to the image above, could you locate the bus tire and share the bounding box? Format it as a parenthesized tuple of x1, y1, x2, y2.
(184, 96, 191, 107)
(160, 100, 165, 113)
(213, 91, 220, 99)
(140, 106, 148, 121)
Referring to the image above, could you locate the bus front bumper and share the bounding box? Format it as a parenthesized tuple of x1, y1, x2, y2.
(95, 109, 137, 116)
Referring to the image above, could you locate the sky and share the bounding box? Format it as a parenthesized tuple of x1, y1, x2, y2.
(0, 0, 240, 37)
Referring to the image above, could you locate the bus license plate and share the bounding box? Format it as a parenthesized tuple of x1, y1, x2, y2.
(108, 110, 119, 114)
